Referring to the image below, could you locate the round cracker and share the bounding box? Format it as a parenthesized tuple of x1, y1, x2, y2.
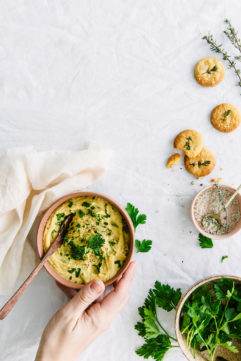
(194, 57, 225, 87)
(184, 147, 216, 178)
(211, 103, 241, 133)
(174, 129, 203, 158)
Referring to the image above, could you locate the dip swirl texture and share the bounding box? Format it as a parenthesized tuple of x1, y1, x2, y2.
(43, 196, 130, 283)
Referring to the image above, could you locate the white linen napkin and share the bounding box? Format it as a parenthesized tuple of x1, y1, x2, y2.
(0, 143, 111, 295)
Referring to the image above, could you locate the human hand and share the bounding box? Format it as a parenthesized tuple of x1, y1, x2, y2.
(35, 262, 136, 361)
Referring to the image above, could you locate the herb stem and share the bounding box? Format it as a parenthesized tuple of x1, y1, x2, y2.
(224, 19, 241, 54)
(154, 308, 177, 342)
(203, 34, 241, 88)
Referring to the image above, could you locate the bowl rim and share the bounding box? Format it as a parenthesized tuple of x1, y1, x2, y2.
(175, 275, 241, 361)
(190, 183, 241, 240)
(36, 191, 135, 289)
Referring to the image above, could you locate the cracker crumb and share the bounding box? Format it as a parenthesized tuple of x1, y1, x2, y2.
(211, 178, 215, 183)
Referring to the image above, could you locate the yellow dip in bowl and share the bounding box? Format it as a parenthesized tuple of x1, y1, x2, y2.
(43, 196, 130, 284)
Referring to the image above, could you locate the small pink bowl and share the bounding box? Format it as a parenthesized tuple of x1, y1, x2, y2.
(191, 184, 241, 240)
(37, 192, 135, 289)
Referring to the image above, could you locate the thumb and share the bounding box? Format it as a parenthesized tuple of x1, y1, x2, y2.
(63, 279, 105, 316)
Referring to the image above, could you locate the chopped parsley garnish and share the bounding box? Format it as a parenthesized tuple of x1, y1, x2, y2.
(104, 214, 110, 218)
(51, 229, 57, 239)
(93, 263, 102, 273)
(69, 241, 86, 260)
(104, 222, 108, 225)
(68, 268, 76, 274)
(111, 222, 119, 228)
(56, 213, 65, 221)
(68, 200, 73, 207)
(88, 234, 105, 258)
(82, 201, 90, 207)
(135, 239, 152, 253)
(75, 268, 81, 277)
(109, 241, 116, 246)
(69, 276, 72, 280)
(87, 209, 96, 217)
(198, 233, 213, 248)
(114, 260, 121, 268)
(78, 209, 85, 218)
(63, 237, 68, 243)
(125, 203, 147, 230)
(76, 224, 81, 228)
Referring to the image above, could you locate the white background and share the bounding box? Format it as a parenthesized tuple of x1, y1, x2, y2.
(0, 1, 241, 360)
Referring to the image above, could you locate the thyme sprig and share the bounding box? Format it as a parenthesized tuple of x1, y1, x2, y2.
(224, 19, 241, 55)
(202, 34, 241, 88)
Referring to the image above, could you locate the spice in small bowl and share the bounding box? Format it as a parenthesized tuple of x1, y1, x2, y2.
(191, 184, 241, 239)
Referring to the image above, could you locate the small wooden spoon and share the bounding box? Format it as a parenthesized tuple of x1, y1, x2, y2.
(0, 213, 74, 320)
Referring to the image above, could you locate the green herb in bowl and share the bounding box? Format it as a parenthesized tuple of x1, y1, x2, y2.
(177, 277, 241, 361)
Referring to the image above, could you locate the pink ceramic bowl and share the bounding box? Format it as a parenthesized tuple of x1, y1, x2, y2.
(191, 184, 241, 240)
(37, 192, 135, 289)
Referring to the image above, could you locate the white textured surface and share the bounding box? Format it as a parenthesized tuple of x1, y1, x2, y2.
(0, 1, 241, 360)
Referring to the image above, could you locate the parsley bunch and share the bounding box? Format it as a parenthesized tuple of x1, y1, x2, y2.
(135, 281, 182, 360)
(181, 278, 241, 361)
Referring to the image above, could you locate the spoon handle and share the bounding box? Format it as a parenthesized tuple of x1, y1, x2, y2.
(0, 237, 60, 320)
(0, 213, 73, 320)
(223, 184, 241, 210)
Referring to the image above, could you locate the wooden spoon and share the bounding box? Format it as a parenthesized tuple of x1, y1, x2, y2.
(0, 213, 74, 320)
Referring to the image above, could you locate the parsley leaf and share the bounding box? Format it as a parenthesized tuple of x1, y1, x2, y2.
(125, 203, 147, 230)
(136, 335, 172, 361)
(221, 255, 229, 263)
(135, 239, 152, 253)
(153, 281, 182, 311)
(198, 233, 213, 248)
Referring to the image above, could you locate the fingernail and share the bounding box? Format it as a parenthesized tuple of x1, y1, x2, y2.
(90, 279, 104, 293)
